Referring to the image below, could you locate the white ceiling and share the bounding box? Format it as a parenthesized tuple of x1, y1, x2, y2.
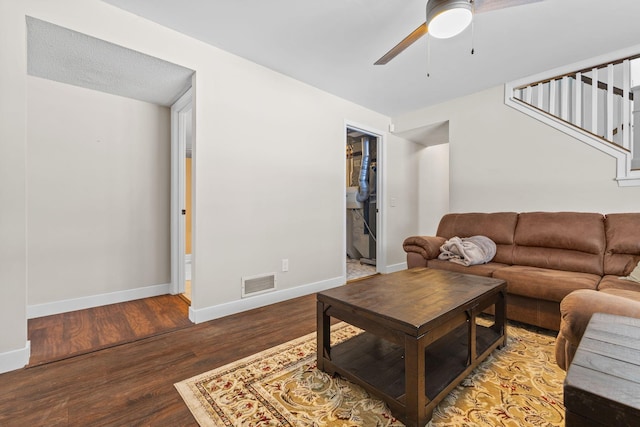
(27, 16, 194, 106)
(90, 0, 640, 116)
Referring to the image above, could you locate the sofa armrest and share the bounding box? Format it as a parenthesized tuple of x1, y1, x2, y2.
(403, 236, 446, 260)
(555, 289, 640, 370)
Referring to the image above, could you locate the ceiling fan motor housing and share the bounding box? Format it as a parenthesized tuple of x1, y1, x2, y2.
(426, 0, 473, 39)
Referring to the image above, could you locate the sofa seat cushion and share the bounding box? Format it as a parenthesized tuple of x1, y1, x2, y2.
(597, 274, 640, 292)
(492, 265, 600, 302)
(427, 259, 509, 277)
(599, 288, 640, 303)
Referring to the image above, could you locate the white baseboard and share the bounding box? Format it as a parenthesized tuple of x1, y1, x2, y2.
(27, 283, 172, 319)
(189, 276, 345, 324)
(0, 341, 30, 374)
(381, 262, 407, 274)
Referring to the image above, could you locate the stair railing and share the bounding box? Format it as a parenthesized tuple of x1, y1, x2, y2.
(505, 48, 640, 186)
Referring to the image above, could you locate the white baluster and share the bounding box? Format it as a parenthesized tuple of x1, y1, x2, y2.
(524, 85, 532, 104)
(574, 72, 582, 127)
(536, 83, 543, 109)
(549, 79, 556, 115)
(561, 76, 569, 120)
(623, 59, 630, 150)
(591, 68, 598, 134)
(607, 64, 614, 141)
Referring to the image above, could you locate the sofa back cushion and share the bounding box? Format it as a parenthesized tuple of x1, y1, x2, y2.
(604, 213, 640, 276)
(437, 212, 518, 264)
(512, 212, 605, 275)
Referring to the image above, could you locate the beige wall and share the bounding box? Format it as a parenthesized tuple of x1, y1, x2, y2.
(382, 133, 423, 266)
(0, 0, 420, 369)
(394, 85, 640, 219)
(418, 143, 450, 235)
(26, 76, 171, 305)
(0, 0, 28, 367)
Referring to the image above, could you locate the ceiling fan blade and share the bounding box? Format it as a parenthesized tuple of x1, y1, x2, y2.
(474, 0, 544, 14)
(374, 0, 544, 65)
(374, 22, 427, 65)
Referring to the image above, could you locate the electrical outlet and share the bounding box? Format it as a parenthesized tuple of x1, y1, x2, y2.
(282, 259, 289, 272)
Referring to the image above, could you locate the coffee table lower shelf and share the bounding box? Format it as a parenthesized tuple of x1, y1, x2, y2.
(321, 322, 502, 419)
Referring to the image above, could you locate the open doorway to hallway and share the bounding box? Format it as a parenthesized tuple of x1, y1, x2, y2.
(346, 127, 379, 281)
(171, 89, 194, 304)
(24, 18, 195, 365)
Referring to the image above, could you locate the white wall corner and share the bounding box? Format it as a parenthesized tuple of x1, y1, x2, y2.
(381, 262, 408, 274)
(0, 341, 30, 374)
(189, 276, 345, 324)
(27, 283, 172, 319)
(616, 174, 640, 186)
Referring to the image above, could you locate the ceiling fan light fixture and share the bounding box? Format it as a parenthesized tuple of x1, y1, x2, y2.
(427, 0, 473, 39)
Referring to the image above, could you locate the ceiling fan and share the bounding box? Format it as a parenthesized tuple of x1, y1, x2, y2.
(374, 0, 544, 65)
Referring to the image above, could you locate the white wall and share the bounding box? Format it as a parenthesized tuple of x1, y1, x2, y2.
(395, 85, 640, 215)
(26, 76, 171, 306)
(0, 0, 420, 369)
(381, 134, 422, 268)
(418, 143, 449, 235)
(191, 56, 417, 319)
(0, 0, 29, 372)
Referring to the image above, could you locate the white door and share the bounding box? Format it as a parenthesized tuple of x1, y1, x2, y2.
(170, 89, 193, 296)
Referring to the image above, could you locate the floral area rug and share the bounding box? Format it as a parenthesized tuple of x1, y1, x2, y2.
(175, 320, 565, 426)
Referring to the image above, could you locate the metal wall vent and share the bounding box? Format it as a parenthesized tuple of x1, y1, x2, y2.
(241, 273, 276, 298)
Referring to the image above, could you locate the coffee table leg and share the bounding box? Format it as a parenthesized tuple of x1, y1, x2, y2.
(404, 334, 428, 427)
(316, 300, 330, 371)
(467, 309, 477, 365)
(494, 289, 507, 347)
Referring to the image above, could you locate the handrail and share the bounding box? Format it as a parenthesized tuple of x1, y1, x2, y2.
(579, 75, 633, 101)
(514, 52, 640, 97)
(573, 53, 640, 77)
(516, 74, 632, 101)
(511, 57, 634, 151)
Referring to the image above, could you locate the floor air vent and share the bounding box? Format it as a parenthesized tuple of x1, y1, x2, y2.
(242, 273, 276, 298)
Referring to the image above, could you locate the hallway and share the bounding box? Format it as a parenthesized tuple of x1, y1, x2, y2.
(347, 257, 377, 281)
(27, 294, 191, 366)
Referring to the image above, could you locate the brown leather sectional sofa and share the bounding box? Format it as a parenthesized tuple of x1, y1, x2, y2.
(403, 212, 640, 369)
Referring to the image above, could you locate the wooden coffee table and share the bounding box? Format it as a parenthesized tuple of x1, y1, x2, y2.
(564, 313, 640, 426)
(317, 267, 506, 427)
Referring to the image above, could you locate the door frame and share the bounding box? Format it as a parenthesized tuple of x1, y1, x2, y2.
(170, 88, 193, 296)
(344, 121, 386, 277)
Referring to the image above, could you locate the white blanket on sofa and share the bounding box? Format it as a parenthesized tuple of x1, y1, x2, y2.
(438, 235, 496, 266)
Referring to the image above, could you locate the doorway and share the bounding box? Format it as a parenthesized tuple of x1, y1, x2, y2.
(346, 126, 380, 281)
(184, 135, 193, 301)
(171, 89, 194, 302)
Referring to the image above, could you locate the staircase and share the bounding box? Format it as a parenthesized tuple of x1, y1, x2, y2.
(505, 49, 640, 186)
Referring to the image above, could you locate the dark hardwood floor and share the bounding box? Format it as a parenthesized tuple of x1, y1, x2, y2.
(0, 293, 320, 426)
(28, 294, 192, 366)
